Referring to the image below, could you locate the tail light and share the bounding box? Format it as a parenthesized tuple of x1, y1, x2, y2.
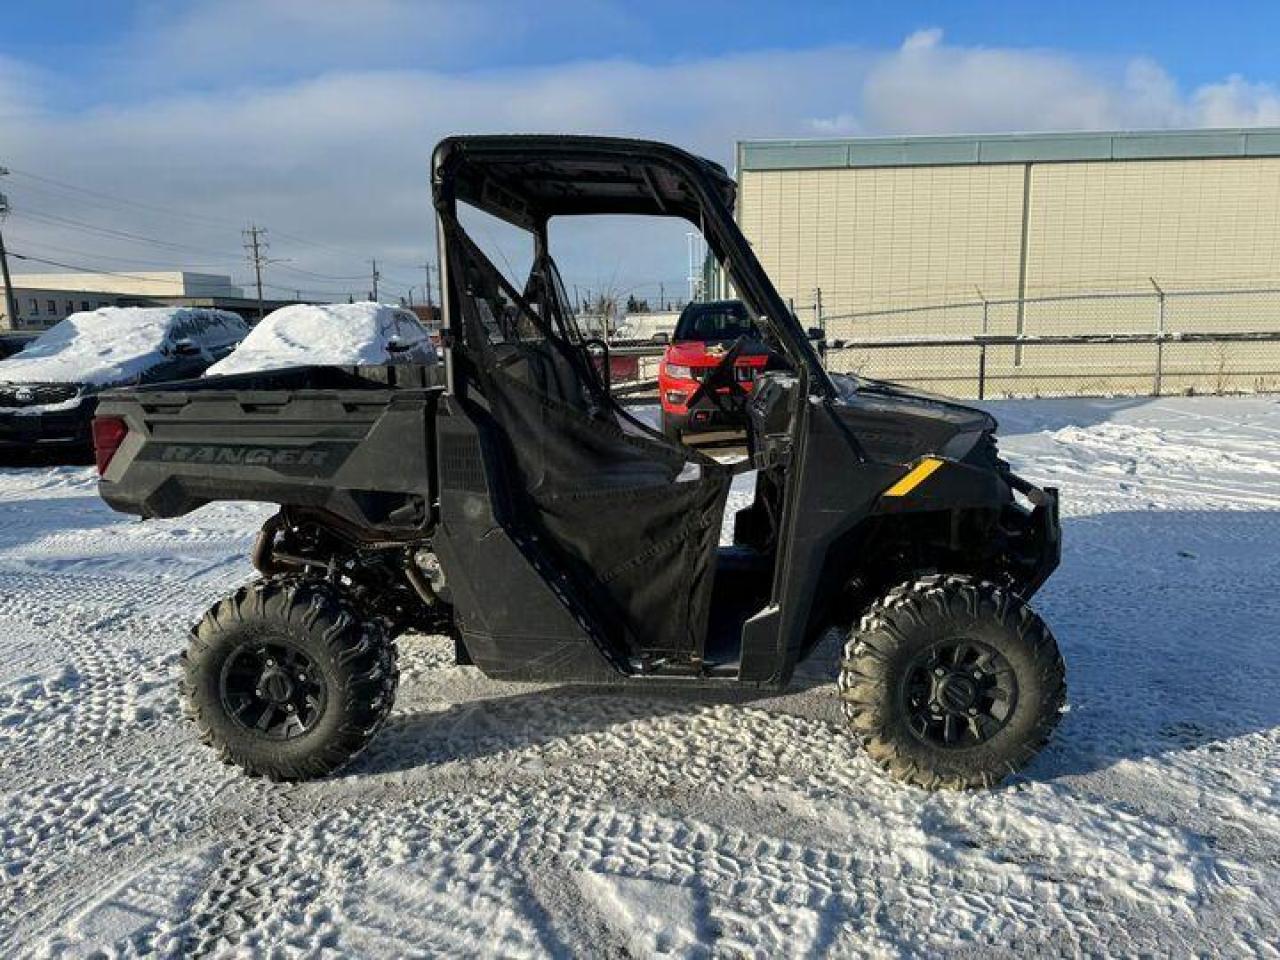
(92, 416, 129, 475)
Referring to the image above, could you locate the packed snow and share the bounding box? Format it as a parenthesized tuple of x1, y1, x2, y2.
(206, 303, 435, 376)
(1, 395, 1278, 957)
(0, 308, 245, 387)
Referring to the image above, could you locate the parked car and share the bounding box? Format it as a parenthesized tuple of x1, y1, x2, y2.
(0, 331, 37, 360)
(657, 299, 785, 440)
(0, 306, 247, 453)
(206, 302, 438, 376)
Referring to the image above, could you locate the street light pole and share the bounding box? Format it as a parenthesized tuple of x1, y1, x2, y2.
(0, 167, 19, 330)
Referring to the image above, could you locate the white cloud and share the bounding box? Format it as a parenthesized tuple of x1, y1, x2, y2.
(1191, 75, 1280, 127)
(900, 27, 944, 53)
(2, 25, 1280, 299)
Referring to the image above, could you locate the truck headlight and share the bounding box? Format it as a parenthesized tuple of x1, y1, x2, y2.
(665, 363, 692, 380)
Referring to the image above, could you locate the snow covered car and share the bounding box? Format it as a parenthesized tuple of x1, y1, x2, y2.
(0, 331, 36, 360)
(0, 307, 247, 453)
(206, 302, 438, 377)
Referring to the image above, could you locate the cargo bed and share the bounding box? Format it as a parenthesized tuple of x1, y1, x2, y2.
(95, 364, 445, 537)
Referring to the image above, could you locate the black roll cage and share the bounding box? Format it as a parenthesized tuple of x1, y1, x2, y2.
(429, 135, 834, 401)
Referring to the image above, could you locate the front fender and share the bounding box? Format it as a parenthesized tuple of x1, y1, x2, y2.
(871, 456, 1010, 515)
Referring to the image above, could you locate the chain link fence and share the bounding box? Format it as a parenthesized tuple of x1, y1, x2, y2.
(595, 285, 1280, 401)
(817, 285, 1280, 398)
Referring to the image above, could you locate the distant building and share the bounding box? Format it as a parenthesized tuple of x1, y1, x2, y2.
(0, 271, 301, 329)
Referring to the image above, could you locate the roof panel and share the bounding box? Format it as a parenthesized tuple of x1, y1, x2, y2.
(738, 128, 1280, 171)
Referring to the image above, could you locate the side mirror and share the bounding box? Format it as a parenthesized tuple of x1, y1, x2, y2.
(171, 339, 201, 357)
(806, 327, 825, 341)
(650, 332, 670, 345)
(386, 339, 412, 354)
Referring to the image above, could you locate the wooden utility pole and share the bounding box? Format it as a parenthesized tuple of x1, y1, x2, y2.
(370, 259, 380, 301)
(242, 224, 269, 320)
(422, 262, 435, 310)
(0, 167, 19, 329)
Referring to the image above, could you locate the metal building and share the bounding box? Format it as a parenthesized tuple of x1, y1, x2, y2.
(736, 128, 1280, 396)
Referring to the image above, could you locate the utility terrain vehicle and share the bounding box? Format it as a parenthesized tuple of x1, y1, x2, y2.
(95, 136, 1065, 790)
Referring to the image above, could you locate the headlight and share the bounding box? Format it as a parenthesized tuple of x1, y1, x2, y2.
(664, 362, 692, 380)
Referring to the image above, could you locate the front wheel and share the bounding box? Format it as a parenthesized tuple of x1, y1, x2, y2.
(181, 578, 399, 781)
(838, 574, 1066, 790)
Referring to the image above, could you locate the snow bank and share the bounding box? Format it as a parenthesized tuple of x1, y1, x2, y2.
(0, 307, 202, 387)
(207, 302, 430, 376)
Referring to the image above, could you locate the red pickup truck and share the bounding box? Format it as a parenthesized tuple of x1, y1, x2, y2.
(657, 299, 781, 440)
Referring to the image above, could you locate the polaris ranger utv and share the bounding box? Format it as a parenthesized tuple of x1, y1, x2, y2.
(94, 136, 1065, 790)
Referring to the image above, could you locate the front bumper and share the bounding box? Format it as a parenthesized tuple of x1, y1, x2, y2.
(0, 404, 94, 449)
(660, 378, 753, 435)
(1005, 472, 1061, 598)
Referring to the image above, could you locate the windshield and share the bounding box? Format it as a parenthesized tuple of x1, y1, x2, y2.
(674, 301, 757, 342)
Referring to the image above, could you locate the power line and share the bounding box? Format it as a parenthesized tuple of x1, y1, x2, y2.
(8, 235, 232, 271)
(272, 262, 368, 282)
(12, 207, 241, 260)
(14, 173, 426, 281)
(6, 250, 220, 287)
(4, 167, 244, 230)
(5, 170, 430, 290)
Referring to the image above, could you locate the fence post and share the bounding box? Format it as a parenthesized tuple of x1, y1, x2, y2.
(1150, 277, 1165, 396)
(814, 288, 827, 362)
(976, 288, 989, 400)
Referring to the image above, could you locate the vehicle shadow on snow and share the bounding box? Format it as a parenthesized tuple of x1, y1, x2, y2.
(0, 492, 121, 553)
(352, 679, 788, 776)
(360, 507, 1280, 786)
(1027, 507, 1280, 782)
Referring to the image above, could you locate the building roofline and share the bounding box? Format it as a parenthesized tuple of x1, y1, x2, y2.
(738, 127, 1280, 172)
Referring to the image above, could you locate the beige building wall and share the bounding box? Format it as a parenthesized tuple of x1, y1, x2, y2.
(738, 143, 1280, 396)
(740, 164, 1027, 324)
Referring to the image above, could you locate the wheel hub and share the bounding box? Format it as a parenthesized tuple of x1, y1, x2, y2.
(219, 642, 327, 741)
(936, 674, 978, 713)
(901, 638, 1018, 748)
(258, 667, 295, 704)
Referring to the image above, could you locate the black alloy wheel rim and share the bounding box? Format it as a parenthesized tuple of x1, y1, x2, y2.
(220, 641, 327, 741)
(900, 638, 1018, 748)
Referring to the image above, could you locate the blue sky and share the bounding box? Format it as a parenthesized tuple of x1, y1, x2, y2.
(2, 0, 1278, 302)
(6, 1, 1277, 93)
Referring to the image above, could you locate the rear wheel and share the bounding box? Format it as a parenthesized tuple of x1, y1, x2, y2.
(181, 578, 398, 781)
(837, 574, 1065, 790)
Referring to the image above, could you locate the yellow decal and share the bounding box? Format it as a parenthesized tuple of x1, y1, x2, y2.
(883, 457, 944, 497)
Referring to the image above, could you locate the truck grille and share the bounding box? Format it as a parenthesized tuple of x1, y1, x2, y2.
(0, 383, 80, 408)
(690, 365, 758, 383)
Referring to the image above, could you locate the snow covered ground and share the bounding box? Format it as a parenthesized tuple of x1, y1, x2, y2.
(1, 395, 1278, 957)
